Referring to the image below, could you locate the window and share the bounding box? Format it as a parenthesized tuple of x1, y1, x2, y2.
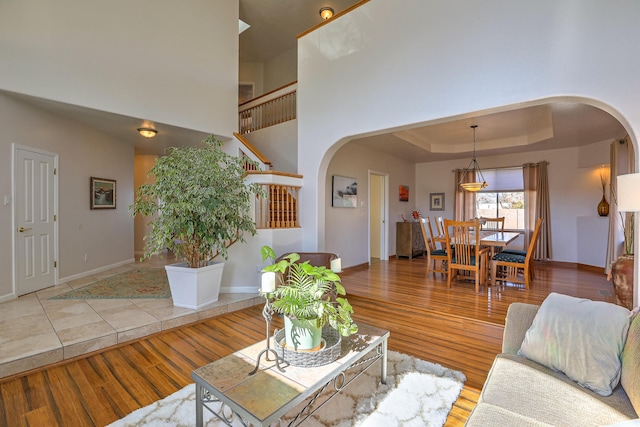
(476, 168, 524, 230)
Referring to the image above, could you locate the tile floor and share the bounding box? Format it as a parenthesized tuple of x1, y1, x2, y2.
(0, 256, 262, 379)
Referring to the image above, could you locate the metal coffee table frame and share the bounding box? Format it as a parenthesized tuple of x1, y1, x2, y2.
(192, 323, 389, 427)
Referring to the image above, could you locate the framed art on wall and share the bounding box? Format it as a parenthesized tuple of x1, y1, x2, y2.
(430, 192, 444, 211)
(332, 175, 358, 208)
(399, 185, 409, 202)
(91, 177, 116, 209)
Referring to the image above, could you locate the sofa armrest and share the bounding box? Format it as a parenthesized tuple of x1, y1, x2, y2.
(502, 302, 540, 354)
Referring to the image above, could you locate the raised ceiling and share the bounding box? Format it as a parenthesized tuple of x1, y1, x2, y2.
(5, 1, 628, 160)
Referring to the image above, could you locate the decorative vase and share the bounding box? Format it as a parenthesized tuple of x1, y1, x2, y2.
(283, 316, 323, 351)
(610, 254, 634, 310)
(164, 261, 224, 309)
(597, 195, 609, 217)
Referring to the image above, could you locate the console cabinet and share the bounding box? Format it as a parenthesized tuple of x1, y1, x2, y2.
(396, 221, 426, 259)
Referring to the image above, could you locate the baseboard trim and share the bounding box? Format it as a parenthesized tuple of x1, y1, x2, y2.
(58, 258, 136, 284)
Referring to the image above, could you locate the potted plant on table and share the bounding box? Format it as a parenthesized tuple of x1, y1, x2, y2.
(130, 135, 263, 309)
(261, 246, 358, 351)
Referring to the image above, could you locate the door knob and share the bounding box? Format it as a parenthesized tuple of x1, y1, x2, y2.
(18, 227, 32, 232)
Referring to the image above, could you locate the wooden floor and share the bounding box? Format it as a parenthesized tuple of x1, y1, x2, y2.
(0, 257, 614, 427)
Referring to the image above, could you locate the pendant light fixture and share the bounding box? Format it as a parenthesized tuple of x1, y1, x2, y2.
(458, 125, 488, 191)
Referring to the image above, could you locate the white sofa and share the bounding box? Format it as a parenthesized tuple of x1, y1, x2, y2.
(466, 297, 639, 426)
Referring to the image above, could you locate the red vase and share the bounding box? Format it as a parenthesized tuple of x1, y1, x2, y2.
(610, 254, 634, 310)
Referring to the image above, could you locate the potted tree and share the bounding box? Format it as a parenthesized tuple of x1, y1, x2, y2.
(130, 135, 263, 309)
(261, 246, 358, 351)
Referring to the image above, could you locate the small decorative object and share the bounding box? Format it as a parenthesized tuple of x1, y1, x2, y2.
(598, 165, 610, 217)
(332, 175, 358, 208)
(90, 177, 116, 209)
(399, 185, 409, 202)
(260, 246, 358, 355)
(430, 193, 445, 211)
(412, 210, 421, 221)
(129, 135, 264, 309)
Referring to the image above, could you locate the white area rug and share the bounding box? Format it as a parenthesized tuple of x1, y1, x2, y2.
(108, 350, 465, 427)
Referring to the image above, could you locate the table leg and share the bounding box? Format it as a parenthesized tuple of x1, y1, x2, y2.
(195, 383, 203, 427)
(381, 338, 388, 385)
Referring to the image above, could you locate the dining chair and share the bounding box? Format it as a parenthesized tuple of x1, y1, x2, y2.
(490, 218, 543, 289)
(443, 218, 490, 292)
(418, 217, 448, 276)
(479, 216, 505, 231)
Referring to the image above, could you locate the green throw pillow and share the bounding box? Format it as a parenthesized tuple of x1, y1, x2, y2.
(518, 292, 632, 396)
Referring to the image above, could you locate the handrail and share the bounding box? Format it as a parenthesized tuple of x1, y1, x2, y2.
(239, 90, 296, 134)
(297, 0, 370, 39)
(234, 132, 272, 167)
(239, 81, 297, 109)
(245, 172, 303, 229)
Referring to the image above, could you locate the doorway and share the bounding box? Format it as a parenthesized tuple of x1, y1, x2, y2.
(369, 171, 388, 264)
(13, 144, 58, 296)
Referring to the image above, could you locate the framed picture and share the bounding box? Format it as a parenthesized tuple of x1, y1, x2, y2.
(91, 177, 116, 209)
(332, 175, 358, 208)
(399, 185, 409, 202)
(430, 192, 445, 211)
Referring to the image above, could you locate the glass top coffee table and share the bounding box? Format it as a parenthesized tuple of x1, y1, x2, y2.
(191, 323, 389, 427)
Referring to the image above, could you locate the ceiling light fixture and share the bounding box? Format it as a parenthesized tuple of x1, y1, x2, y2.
(137, 127, 158, 138)
(458, 125, 488, 191)
(319, 7, 334, 20)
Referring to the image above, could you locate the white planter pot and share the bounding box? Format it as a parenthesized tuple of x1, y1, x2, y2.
(164, 261, 224, 309)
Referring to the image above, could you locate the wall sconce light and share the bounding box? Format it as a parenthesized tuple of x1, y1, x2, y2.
(319, 7, 334, 20)
(137, 127, 158, 138)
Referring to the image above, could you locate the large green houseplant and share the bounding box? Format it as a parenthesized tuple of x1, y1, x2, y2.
(261, 246, 358, 351)
(130, 135, 263, 309)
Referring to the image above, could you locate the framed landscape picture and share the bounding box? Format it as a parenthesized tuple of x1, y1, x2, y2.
(430, 192, 444, 211)
(332, 175, 358, 208)
(91, 177, 116, 209)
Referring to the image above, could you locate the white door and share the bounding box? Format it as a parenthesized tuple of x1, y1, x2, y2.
(369, 172, 389, 263)
(14, 145, 58, 296)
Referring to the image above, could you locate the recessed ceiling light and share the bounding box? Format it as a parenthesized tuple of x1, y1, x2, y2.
(137, 127, 158, 138)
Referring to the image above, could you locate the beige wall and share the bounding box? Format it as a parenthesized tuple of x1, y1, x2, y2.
(325, 142, 415, 268)
(0, 0, 239, 137)
(0, 93, 134, 300)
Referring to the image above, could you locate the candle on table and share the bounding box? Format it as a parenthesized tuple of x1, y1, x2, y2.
(261, 271, 276, 293)
(331, 258, 342, 273)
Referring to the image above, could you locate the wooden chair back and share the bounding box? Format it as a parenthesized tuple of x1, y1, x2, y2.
(443, 218, 489, 292)
(491, 218, 543, 289)
(480, 217, 505, 231)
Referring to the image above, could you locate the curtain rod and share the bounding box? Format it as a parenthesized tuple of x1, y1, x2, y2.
(452, 161, 549, 173)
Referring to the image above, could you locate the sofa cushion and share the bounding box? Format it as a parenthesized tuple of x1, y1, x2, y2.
(466, 402, 554, 427)
(477, 354, 637, 426)
(621, 311, 640, 415)
(518, 292, 632, 396)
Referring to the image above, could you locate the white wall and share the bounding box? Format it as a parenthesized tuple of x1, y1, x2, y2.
(0, 0, 239, 137)
(244, 120, 298, 174)
(325, 143, 415, 268)
(239, 62, 265, 98)
(415, 141, 612, 266)
(297, 0, 640, 304)
(264, 47, 298, 93)
(0, 93, 135, 300)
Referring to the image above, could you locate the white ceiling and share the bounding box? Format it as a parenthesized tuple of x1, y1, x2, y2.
(4, 1, 628, 161)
